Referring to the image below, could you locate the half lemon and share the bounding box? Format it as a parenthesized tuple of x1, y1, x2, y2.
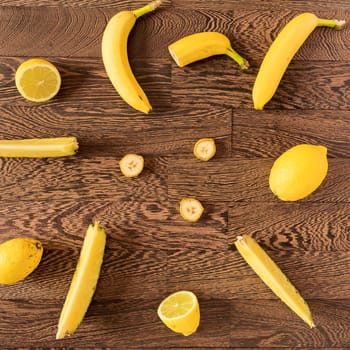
(15, 58, 61, 102)
(157, 290, 200, 336)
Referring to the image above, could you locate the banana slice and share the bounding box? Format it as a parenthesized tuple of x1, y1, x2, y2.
(119, 153, 144, 177)
(193, 138, 216, 161)
(179, 198, 204, 222)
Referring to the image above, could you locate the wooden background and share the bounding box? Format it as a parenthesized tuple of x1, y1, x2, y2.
(0, 0, 349, 348)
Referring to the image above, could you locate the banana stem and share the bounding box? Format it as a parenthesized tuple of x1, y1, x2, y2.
(317, 18, 346, 30)
(133, 0, 162, 18)
(226, 47, 250, 70)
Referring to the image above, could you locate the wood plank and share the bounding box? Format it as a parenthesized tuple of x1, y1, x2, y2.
(168, 158, 350, 203)
(0, 246, 167, 301)
(0, 298, 231, 348)
(0, 57, 171, 111)
(0, 0, 172, 7)
(0, 105, 232, 157)
(0, 156, 167, 201)
(232, 109, 350, 158)
(0, 8, 348, 61)
(229, 202, 350, 251)
(173, 0, 350, 11)
(229, 299, 350, 347)
(171, 59, 350, 110)
(0, 199, 227, 252)
(167, 249, 350, 299)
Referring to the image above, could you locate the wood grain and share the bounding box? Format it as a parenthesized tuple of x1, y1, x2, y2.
(0, 57, 171, 111)
(0, 8, 348, 61)
(232, 109, 350, 158)
(167, 249, 350, 299)
(229, 202, 350, 251)
(0, 105, 232, 156)
(229, 299, 350, 347)
(168, 158, 350, 203)
(171, 59, 350, 110)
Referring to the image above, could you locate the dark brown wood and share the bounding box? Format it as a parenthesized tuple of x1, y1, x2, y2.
(0, 0, 349, 348)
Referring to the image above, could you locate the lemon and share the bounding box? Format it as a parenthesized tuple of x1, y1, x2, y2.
(269, 144, 328, 201)
(157, 290, 200, 336)
(0, 237, 43, 284)
(15, 58, 61, 102)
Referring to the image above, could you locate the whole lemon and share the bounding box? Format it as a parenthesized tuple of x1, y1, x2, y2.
(269, 144, 328, 201)
(0, 237, 43, 284)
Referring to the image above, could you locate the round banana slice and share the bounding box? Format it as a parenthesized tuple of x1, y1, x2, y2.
(193, 138, 216, 161)
(179, 198, 204, 222)
(119, 153, 144, 177)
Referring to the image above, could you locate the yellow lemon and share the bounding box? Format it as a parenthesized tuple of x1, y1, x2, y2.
(157, 290, 200, 336)
(0, 237, 43, 284)
(15, 58, 61, 102)
(269, 144, 328, 201)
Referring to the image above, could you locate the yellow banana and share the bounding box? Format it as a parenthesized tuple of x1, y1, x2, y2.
(253, 13, 346, 110)
(168, 32, 249, 69)
(235, 235, 314, 328)
(102, 1, 162, 114)
(56, 222, 106, 339)
(0, 137, 78, 157)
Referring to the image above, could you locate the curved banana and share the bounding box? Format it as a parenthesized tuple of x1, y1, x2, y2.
(253, 13, 346, 110)
(168, 32, 249, 70)
(102, 1, 162, 114)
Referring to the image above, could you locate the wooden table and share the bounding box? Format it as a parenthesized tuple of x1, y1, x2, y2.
(0, 0, 349, 348)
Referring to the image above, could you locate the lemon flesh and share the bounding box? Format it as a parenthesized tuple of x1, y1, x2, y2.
(269, 144, 328, 201)
(56, 222, 106, 339)
(0, 237, 43, 284)
(157, 290, 200, 336)
(15, 58, 61, 102)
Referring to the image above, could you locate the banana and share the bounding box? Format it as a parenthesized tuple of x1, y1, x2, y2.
(102, 1, 162, 114)
(253, 13, 346, 110)
(235, 235, 314, 328)
(56, 222, 106, 339)
(0, 137, 78, 157)
(168, 32, 249, 69)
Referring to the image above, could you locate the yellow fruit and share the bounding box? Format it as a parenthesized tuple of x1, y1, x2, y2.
(119, 153, 144, 177)
(102, 1, 162, 113)
(235, 235, 314, 328)
(15, 58, 61, 102)
(0, 137, 78, 158)
(157, 290, 200, 336)
(193, 138, 216, 161)
(168, 32, 249, 69)
(0, 237, 43, 284)
(253, 13, 346, 110)
(56, 222, 106, 339)
(179, 198, 204, 222)
(269, 144, 328, 201)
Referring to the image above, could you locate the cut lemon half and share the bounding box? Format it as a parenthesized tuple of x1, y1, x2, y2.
(157, 290, 200, 336)
(15, 58, 61, 102)
(119, 153, 144, 177)
(193, 138, 216, 161)
(179, 197, 204, 222)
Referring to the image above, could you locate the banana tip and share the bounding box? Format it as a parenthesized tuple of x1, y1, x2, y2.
(241, 59, 250, 70)
(335, 19, 346, 30)
(150, 0, 162, 10)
